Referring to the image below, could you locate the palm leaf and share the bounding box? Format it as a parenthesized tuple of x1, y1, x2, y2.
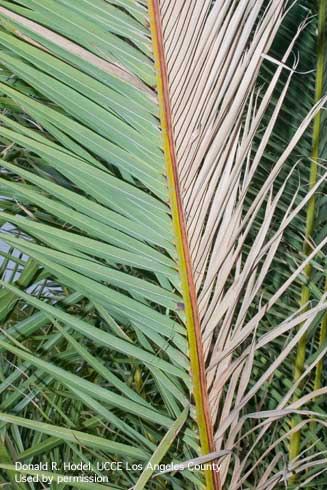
(0, 1, 326, 490)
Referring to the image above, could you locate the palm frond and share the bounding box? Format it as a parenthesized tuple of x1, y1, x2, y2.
(160, 0, 327, 487)
(0, 1, 326, 490)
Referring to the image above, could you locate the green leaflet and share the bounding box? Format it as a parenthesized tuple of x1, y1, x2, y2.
(0, 0, 155, 84)
(0, 51, 158, 159)
(0, 85, 164, 193)
(0, 161, 177, 264)
(0, 232, 181, 310)
(57, 0, 150, 52)
(0, 126, 172, 238)
(0, 2, 200, 488)
(0, 337, 172, 429)
(134, 405, 189, 490)
(0, 17, 155, 111)
(0, 281, 188, 381)
(0, 412, 147, 460)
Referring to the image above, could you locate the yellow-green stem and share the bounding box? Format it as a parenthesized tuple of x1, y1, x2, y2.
(313, 279, 327, 394)
(311, 276, 327, 430)
(289, 0, 326, 465)
(147, 2, 220, 489)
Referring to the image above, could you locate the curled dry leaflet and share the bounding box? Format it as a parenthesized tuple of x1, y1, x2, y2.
(0, 1, 326, 490)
